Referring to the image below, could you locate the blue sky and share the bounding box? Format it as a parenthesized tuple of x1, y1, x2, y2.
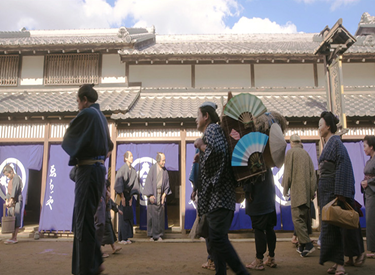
(0, 0, 373, 34)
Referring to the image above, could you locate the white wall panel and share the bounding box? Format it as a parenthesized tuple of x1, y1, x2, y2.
(255, 64, 314, 87)
(195, 64, 250, 88)
(20, 56, 44, 85)
(342, 63, 375, 86)
(129, 65, 191, 87)
(101, 54, 125, 83)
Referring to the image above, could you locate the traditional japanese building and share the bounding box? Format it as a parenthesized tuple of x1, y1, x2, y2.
(0, 13, 374, 234)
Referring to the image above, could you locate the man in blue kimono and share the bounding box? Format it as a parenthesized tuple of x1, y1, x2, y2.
(62, 84, 113, 275)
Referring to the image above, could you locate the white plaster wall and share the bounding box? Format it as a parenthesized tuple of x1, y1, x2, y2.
(255, 64, 314, 87)
(342, 63, 375, 86)
(101, 54, 125, 83)
(20, 56, 44, 85)
(129, 65, 191, 87)
(317, 64, 326, 87)
(195, 64, 251, 88)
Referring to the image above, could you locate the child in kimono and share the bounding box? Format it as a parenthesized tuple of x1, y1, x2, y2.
(101, 180, 123, 258)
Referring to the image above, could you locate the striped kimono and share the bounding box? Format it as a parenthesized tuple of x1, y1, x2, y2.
(318, 135, 363, 265)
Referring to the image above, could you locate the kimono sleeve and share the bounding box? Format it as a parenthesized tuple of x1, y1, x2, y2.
(334, 139, 354, 198)
(62, 110, 93, 159)
(162, 169, 172, 196)
(11, 175, 23, 203)
(309, 158, 317, 200)
(114, 164, 129, 194)
(143, 164, 155, 197)
(201, 125, 225, 176)
(110, 199, 118, 213)
(367, 177, 375, 193)
(282, 150, 293, 196)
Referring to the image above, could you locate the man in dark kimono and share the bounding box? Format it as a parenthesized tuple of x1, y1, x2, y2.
(62, 84, 113, 275)
(144, 152, 171, 241)
(114, 151, 140, 244)
(2, 164, 23, 244)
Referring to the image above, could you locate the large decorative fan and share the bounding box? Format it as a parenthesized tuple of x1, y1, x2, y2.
(231, 132, 269, 166)
(224, 93, 267, 126)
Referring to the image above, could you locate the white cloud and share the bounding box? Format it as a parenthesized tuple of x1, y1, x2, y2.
(295, 0, 360, 11)
(0, 0, 297, 34)
(330, 0, 360, 11)
(228, 17, 298, 33)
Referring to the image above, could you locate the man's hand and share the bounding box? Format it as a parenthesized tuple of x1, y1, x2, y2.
(118, 210, 123, 215)
(361, 180, 368, 189)
(161, 194, 166, 205)
(149, 196, 156, 204)
(194, 138, 206, 152)
(190, 190, 197, 202)
(129, 198, 132, 207)
(193, 153, 199, 163)
(121, 197, 126, 207)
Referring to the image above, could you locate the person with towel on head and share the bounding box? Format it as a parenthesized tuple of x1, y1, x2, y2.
(282, 134, 317, 257)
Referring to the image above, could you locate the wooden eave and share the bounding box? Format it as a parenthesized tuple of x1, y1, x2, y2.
(0, 43, 135, 55)
(120, 53, 326, 64)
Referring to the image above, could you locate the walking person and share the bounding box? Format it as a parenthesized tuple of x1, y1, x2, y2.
(282, 134, 317, 257)
(102, 180, 122, 257)
(195, 101, 249, 275)
(317, 111, 364, 275)
(245, 169, 278, 270)
(361, 135, 375, 259)
(62, 84, 113, 275)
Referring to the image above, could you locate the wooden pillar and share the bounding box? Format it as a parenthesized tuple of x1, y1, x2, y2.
(110, 123, 118, 229)
(191, 65, 195, 88)
(180, 129, 186, 233)
(40, 123, 50, 212)
(313, 62, 318, 87)
(250, 64, 255, 87)
(125, 62, 129, 87)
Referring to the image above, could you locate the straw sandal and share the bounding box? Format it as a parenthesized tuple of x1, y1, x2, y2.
(246, 258, 265, 270)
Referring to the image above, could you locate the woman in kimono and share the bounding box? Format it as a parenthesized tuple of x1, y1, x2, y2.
(318, 111, 364, 275)
(2, 164, 23, 244)
(195, 101, 249, 275)
(361, 135, 375, 259)
(102, 180, 122, 257)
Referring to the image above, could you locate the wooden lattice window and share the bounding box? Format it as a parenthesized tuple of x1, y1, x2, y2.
(0, 55, 19, 86)
(44, 53, 100, 85)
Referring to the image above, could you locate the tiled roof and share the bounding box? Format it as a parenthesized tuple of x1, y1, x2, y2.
(0, 28, 155, 48)
(118, 33, 375, 56)
(110, 88, 374, 120)
(111, 94, 226, 120)
(0, 87, 373, 118)
(0, 88, 140, 114)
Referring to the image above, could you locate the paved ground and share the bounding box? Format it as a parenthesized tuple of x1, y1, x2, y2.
(0, 235, 374, 275)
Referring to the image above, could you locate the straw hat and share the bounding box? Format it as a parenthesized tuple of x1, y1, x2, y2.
(263, 123, 287, 168)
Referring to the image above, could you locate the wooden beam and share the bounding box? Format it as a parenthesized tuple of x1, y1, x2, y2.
(180, 129, 186, 233)
(313, 62, 318, 87)
(125, 62, 129, 87)
(110, 123, 118, 230)
(40, 123, 50, 214)
(191, 64, 195, 88)
(250, 64, 255, 87)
